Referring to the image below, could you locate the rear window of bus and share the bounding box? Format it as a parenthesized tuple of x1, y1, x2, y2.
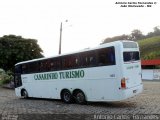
(123, 51, 140, 62)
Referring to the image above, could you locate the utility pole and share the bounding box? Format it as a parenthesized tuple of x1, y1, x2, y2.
(59, 20, 69, 55)
(59, 22, 62, 54)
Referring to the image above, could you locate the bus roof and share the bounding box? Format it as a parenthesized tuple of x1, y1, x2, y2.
(15, 40, 136, 66)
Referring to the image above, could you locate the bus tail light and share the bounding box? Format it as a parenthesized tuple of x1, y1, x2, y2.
(121, 78, 126, 89)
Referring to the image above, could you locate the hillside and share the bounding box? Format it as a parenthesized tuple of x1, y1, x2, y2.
(138, 36, 160, 60)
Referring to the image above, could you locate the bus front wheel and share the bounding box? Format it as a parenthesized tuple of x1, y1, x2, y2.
(61, 89, 73, 103)
(21, 89, 28, 99)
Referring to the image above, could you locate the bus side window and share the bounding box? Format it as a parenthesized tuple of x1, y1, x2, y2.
(22, 64, 27, 74)
(75, 58, 79, 66)
(46, 60, 51, 71)
(62, 56, 69, 70)
(69, 55, 79, 69)
(98, 48, 106, 66)
(79, 51, 97, 68)
(108, 47, 115, 65)
(50, 58, 60, 71)
(79, 52, 88, 68)
(98, 47, 115, 66)
(68, 56, 73, 68)
(29, 62, 39, 73)
(61, 55, 79, 70)
(39, 60, 48, 72)
(88, 52, 97, 66)
(50, 59, 55, 71)
(56, 58, 61, 70)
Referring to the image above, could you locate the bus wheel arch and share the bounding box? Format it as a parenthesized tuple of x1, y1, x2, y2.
(72, 89, 86, 104)
(60, 89, 73, 103)
(21, 89, 28, 98)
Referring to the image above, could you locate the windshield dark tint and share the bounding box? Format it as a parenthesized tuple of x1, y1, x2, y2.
(123, 51, 140, 62)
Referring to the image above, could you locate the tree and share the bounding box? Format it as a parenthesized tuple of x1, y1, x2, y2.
(0, 35, 44, 71)
(130, 29, 144, 41)
(102, 34, 130, 44)
(102, 26, 159, 44)
(146, 26, 160, 38)
(153, 26, 160, 36)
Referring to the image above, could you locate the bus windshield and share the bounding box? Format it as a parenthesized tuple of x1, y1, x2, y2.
(123, 51, 140, 62)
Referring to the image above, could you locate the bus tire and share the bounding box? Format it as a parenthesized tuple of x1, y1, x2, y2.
(73, 90, 86, 104)
(21, 89, 28, 99)
(61, 89, 73, 104)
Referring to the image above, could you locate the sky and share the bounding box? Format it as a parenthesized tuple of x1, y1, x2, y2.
(0, 0, 160, 57)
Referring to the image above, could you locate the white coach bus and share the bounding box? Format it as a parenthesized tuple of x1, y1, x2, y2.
(14, 40, 143, 104)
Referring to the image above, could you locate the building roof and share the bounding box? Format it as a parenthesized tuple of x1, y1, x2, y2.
(141, 59, 160, 66)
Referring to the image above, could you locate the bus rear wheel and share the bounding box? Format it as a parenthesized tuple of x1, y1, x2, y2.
(73, 90, 86, 104)
(61, 89, 73, 103)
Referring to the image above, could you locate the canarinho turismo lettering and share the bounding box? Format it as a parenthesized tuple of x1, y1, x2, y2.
(34, 70, 85, 80)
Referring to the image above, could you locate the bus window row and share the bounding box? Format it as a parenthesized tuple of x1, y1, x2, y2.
(19, 46, 116, 74)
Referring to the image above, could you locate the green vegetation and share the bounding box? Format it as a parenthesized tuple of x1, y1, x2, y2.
(138, 36, 160, 60)
(102, 26, 160, 43)
(0, 69, 13, 85)
(0, 35, 44, 71)
(0, 35, 44, 85)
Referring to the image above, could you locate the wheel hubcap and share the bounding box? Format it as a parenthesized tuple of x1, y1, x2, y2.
(77, 93, 84, 103)
(64, 92, 70, 102)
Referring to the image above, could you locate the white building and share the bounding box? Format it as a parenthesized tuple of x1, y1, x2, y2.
(141, 59, 160, 80)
